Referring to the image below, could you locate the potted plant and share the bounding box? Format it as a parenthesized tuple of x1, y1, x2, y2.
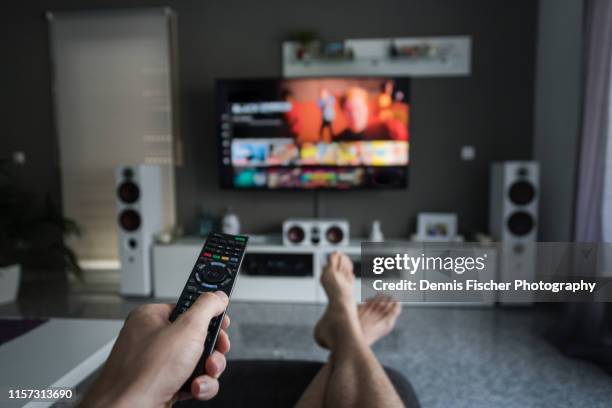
(290, 30, 320, 60)
(0, 158, 81, 303)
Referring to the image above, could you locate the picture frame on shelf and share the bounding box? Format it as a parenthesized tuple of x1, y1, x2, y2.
(416, 212, 457, 242)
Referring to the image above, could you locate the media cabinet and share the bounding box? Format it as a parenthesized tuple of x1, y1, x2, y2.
(152, 235, 497, 305)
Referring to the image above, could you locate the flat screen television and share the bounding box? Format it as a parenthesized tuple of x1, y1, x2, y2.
(216, 77, 411, 190)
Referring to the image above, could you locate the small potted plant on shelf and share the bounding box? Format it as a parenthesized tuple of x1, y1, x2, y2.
(0, 156, 81, 303)
(290, 30, 320, 61)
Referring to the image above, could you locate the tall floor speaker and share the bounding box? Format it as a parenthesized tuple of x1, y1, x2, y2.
(489, 161, 539, 304)
(116, 165, 164, 296)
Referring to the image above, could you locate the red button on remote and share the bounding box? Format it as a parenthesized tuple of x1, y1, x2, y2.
(203, 252, 212, 258)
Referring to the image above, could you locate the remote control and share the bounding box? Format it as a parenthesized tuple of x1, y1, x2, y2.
(169, 232, 248, 392)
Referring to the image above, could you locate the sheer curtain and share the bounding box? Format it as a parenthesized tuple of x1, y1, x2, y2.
(555, 0, 611, 356)
(579, 0, 612, 276)
(604, 44, 612, 241)
(575, 0, 612, 243)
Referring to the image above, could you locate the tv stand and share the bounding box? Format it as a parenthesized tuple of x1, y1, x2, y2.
(153, 235, 361, 302)
(152, 235, 496, 305)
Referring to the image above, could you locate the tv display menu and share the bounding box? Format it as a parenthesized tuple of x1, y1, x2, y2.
(216, 77, 411, 190)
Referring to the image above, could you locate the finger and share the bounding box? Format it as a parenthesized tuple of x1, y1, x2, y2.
(392, 301, 402, 316)
(365, 295, 382, 304)
(332, 251, 342, 270)
(179, 291, 229, 330)
(221, 314, 230, 330)
(191, 375, 219, 401)
(368, 296, 382, 308)
(215, 329, 231, 353)
(373, 297, 386, 311)
(340, 253, 353, 273)
(127, 303, 172, 320)
(337, 252, 345, 270)
(205, 350, 227, 378)
(126, 304, 176, 331)
(151, 303, 175, 319)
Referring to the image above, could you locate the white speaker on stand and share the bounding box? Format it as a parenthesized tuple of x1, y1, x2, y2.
(115, 165, 165, 296)
(489, 161, 539, 304)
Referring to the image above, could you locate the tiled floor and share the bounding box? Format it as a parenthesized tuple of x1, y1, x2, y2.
(225, 302, 612, 408)
(2, 280, 612, 407)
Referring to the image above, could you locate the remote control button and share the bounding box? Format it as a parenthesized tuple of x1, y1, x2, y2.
(212, 254, 221, 259)
(203, 252, 212, 258)
(205, 268, 227, 283)
(193, 260, 230, 285)
(230, 257, 239, 263)
(186, 285, 198, 293)
(221, 256, 229, 261)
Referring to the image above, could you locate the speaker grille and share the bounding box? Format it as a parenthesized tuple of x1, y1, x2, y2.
(117, 181, 140, 204)
(508, 181, 535, 206)
(507, 211, 534, 236)
(286, 225, 305, 244)
(119, 209, 141, 232)
(325, 225, 345, 244)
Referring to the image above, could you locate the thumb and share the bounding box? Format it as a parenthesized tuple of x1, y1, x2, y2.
(177, 291, 229, 332)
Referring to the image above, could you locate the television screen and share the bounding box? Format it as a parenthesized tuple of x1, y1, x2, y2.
(216, 77, 410, 190)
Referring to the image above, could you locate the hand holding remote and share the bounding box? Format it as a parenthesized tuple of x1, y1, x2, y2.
(81, 291, 231, 408)
(170, 233, 248, 391)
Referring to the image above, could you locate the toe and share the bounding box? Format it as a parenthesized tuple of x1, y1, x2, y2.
(383, 301, 400, 320)
(375, 296, 389, 311)
(384, 299, 398, 315)
(367, 295, 382, 306)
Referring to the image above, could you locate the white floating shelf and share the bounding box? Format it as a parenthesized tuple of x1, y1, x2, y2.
(282, 36, 471, 77)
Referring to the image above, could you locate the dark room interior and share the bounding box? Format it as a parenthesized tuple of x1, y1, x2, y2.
(1, 1, 611, 407)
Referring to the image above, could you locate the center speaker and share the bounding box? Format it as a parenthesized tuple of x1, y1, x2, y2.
(283, 218, 350, 247)
(116, 165, 165, 296)
(489, 161, 539, 304)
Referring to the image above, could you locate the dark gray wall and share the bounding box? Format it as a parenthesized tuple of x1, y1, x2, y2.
(2, 0, 537, 239)
(534, 0, 583, 241)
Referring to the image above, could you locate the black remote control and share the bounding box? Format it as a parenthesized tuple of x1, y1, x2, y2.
(169, 232, 248, 392)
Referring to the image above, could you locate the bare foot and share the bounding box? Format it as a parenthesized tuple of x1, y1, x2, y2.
(314, 252, 360, 349)
(358, 296, 401, 346)
(319, 251, 355, 305)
